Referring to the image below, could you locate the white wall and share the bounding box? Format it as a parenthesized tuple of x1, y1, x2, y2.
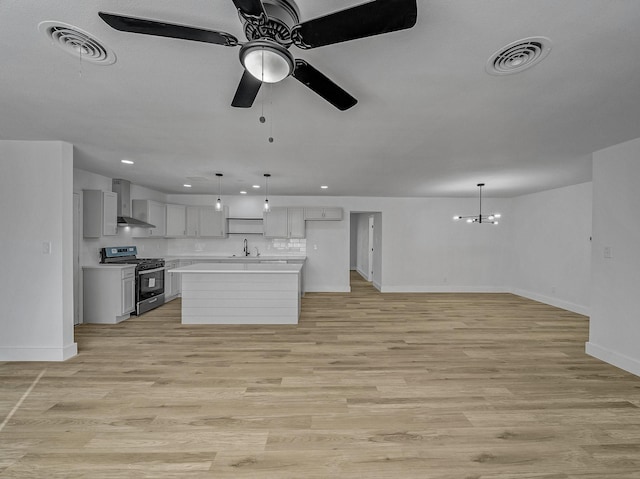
(0, 141, 77, 361)
(587, 137, 640, 376)
(510, 182, 592, 315)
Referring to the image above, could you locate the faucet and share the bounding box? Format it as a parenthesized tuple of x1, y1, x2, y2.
(243, 238, 249, 256)
(254, 246, 260, 257)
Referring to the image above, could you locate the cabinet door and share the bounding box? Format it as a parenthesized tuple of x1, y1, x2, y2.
(103, 191, 118, 235)
(304, 207, 324, 220)
(83, 190, 118, 238)
(263, 208, 289, 238)
(148, 202, 167, 237)
(304, 207, 342, 220)
(166, 204, 186, 237)
(199, 206, 227, 237)
(321, 207, 343, 220)
(121, 276, 135, 315)
(186, 206, 200, 237)
(288, 207, 305, 238)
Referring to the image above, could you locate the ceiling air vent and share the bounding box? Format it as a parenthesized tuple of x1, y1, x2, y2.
(485, 37, 551, 75)
(38, 21, 116, 65)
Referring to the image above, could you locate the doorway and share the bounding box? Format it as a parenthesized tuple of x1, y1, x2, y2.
(349, 212, 382, 291)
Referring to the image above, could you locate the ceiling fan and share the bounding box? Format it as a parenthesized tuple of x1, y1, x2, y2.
(98, 0, 417, 111)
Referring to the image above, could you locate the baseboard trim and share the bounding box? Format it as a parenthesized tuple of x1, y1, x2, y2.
(306, 285, 351, 293)
(380, 285, 508, 293)
(510, 288, 589, 316)
(585, 342, 640, 378)
(0, 343, 77, 362)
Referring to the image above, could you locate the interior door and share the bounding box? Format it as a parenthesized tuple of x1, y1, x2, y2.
(368, 215, 374, 282)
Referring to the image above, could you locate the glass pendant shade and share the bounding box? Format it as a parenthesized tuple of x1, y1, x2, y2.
(263, 173, 271, 212)
(215, 173, 223, 211)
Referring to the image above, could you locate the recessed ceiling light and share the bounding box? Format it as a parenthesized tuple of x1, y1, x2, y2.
(252, 185, 260, 189)
(240, 190, 247, 195)
(121, 159, 134, 165)
(183, 184, 192, 188)
(321, 185, 328, 189)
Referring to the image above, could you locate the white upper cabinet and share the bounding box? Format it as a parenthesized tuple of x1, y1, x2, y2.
(263, 208, 288, 238)
(165, 204, 187, 237)
(186, 206, 200, 237)
(132, 199, 166, 237)
(83, 190, 118, 238)
(199, 206, 228, 237)
(288, 207, 305, 238)
(264, 207, 305, 238)
(304, 207, 343, 221)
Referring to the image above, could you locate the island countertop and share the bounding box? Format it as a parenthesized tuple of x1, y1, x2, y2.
(168, 262, 303, 274)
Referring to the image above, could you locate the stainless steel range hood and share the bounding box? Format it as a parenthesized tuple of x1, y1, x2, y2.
(112, 179, 155, 228)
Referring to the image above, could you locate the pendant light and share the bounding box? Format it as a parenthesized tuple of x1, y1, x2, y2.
(453, 183, 501, 225)
(215, 173, 223, 211)
(263, 173, 271, 212)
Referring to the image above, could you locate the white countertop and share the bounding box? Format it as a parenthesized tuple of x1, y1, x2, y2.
(82, 264, 136, 270)
(163, 255, 306, 262)
(168, 262, 303, 274)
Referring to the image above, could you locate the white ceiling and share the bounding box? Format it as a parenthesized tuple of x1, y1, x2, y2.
(1, 0, 640, 198)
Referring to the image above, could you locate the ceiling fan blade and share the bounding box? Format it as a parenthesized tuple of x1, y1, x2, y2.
(98, 12, 238, 46)
(292, 0, 417, 49)
(231, 0, 267, 19)
(292, 60, 357, 111)
(231, 70, 262, 108)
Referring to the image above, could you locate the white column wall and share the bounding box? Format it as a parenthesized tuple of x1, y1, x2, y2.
(510, 182, 592, 315)
(0, 141, 77, 361)
(587, 137, 640, 376)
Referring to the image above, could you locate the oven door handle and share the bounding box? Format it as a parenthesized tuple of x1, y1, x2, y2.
(138, 267, 165, 275)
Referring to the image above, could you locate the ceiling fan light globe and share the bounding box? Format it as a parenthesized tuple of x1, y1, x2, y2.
(240, 42, 293, 83)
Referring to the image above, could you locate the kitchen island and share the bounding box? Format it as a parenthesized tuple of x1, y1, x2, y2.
(168, 262, 303, 325)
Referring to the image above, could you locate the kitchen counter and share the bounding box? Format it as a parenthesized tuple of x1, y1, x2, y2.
(163, 255, 306, 262)
(82, 264, 136, 270)
(168, 262, 302, 325)
(169, 262, 303, 274)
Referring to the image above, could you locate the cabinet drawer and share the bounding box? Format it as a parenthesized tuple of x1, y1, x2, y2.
(121, 268, 135, 280)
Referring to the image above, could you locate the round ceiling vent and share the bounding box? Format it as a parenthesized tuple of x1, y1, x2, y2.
(38, 21, 116, 65)
(485, 37, 551, 75)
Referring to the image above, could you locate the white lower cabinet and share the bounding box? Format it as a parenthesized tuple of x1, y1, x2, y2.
(83, 266, 136, 324)
(164, 260, 181, 300)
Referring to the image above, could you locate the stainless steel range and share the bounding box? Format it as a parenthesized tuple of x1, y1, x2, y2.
(100, 246, 165, 315)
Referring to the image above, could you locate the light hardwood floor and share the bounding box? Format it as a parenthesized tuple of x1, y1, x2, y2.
(2, 272, 640, 478)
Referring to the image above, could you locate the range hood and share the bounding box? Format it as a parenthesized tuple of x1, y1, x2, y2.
(112, 179, 155, 228)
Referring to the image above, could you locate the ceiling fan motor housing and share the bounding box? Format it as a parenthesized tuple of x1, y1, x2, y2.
(241, 0, 300, 46)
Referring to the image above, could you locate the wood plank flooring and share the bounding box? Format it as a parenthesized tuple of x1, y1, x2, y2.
(2, 271, 640, 478)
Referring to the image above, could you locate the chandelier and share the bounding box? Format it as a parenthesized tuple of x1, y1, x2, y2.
(453, 183, 501, 225)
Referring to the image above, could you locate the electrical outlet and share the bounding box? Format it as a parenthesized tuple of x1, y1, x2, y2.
(42, 241, 51, 255)
(604, 246, 613, 259)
